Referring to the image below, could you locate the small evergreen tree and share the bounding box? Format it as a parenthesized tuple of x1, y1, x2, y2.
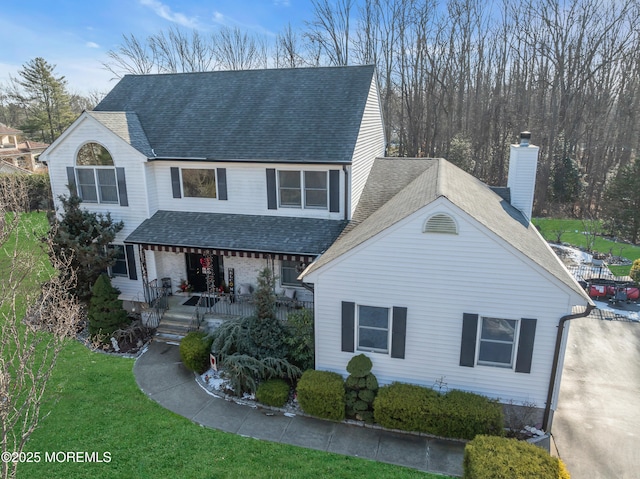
(50, 194, 124, 299)
(285, 308, 314, 371)
(249, 267, 288, 359)
(88, 274, 128, 338)
(603, 158, 640, 244)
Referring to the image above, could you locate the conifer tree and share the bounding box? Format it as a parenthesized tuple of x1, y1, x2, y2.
(88, 274, 129, 337)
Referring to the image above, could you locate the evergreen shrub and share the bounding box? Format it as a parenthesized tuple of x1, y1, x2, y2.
(256, 379, 290, 407)
(344, 354, 378, 423)
(374, 383, 504, 439)
(464, 435, 571, 479)
(431, 390, 504, 440)
(373, 382, 439, 432)
(180, 331, 213, 374)
(88, 274, 129, 338)
(296, 370, 345, 421)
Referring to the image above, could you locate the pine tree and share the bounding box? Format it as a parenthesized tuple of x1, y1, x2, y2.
(49, 194, 124, 300)
(603, 158, 640, 244)
(12, 57, 75, 143)
(88, 274, 129, 337)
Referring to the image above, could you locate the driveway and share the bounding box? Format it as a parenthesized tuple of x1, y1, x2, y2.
(552, 316, 640, 479)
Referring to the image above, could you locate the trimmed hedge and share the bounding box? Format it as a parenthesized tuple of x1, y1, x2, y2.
(430, 390, 504, 440)
(374, 383, 504, 440)
(374, 382, 440, 432)
(296, 370, 345, 421)
(256, 379, 290, 407)
(179, 331, 214, 374)
(464, 435, 570, 479)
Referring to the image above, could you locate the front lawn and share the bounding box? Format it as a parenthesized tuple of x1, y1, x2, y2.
(6, 213, 443, 479)
(533, 217, 640, 276)
(20, 342, 441, 479)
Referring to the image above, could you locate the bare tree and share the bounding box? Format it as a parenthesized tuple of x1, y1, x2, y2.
(274, 23, 306, 68)
(104, 33, 158, 77)
(0, 176, 81, 479)
(212, 26, 266, 71)
(305, 0, 354, 66)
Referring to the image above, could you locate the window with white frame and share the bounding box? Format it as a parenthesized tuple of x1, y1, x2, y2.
(182, 168, 217, 198)
(278, 170, 327, 209)
(108, 245, 128, 277)
(477, 317, 517, 367)
(75, 143, 118, 204)
(357, 305, 390, 353)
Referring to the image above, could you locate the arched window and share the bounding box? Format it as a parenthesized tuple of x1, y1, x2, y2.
(423, 213, 458, 235)
(74, 142, 119, 204)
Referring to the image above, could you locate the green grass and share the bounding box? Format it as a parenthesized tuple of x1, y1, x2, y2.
(20, 343, 442, 479)
(533, 217, 640, 277)
(5, 213, 446, 479)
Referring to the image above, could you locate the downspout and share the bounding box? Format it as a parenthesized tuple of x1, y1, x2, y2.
(343, 165, 349, 220)
(542, 303, 596, 431)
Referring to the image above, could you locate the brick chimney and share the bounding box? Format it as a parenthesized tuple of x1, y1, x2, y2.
(507, 131, 539, 222)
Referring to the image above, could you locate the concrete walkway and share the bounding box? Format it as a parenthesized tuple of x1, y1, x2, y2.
(133, 341, 465, 477)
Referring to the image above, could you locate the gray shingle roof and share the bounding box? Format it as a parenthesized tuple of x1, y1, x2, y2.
(124, 211, 348, 256)
(86, 111, 153, 157)
(303, 157, 591, 301)
(94, 65, 376, 163)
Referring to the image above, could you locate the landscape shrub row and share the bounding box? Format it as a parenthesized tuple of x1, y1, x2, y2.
(374, 383, 504, 440)
(464, 435, 570, 479)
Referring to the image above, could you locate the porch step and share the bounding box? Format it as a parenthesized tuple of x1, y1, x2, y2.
(155, 313, 194, 343)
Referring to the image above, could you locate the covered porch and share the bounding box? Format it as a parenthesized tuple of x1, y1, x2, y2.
(124, 210, 348, 336)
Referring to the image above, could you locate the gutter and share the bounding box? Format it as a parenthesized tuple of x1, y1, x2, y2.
(542, 303, 596, 431)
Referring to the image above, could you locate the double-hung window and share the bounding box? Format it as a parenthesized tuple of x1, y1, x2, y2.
(75, 143, 119, 204)
(278, 171, 327, 209)
(357, 305, 390, 353)
(477, 317, 517, 367)
(108, 245, 128, 277)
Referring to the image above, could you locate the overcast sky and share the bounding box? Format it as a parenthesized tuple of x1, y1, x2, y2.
(1, 0, 316, 95)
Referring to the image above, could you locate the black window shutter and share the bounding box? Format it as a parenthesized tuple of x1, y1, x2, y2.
(515, 318, 537, 373)
(66, 167, 78, 196)
(217, 168, 228, 200)
(170, 167, 181, 198)
(341, 301, 355, 352)
(266, 168, 277, 210)
(125, 244, 138, 280)
(460, 313, 478, 367)
(329, 169, 340, 213)
(116, 167, 129, 206)
(391, 307, 407, 359)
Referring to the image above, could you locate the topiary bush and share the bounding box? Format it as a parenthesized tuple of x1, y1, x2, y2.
(464, 435, 571, 479)
(256, 379, 291, 407)
(431, 390, 504, 440)
(180, 331, 214, 374)
(88, 274, 129, 338)
(344, 354, 378, 423)
(296, 370, 345, 421)
(373, 382, 439, 432)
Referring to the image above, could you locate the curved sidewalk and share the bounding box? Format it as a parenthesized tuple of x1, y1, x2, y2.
(133, 341, 465, 477)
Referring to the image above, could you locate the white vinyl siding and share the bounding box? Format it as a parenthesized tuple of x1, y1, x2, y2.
(45, 114, 151, 301)
(309, 198, 586, 408)
(350, 75, 386, 219)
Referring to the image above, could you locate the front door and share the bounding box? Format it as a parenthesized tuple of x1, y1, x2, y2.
(185, 253, 223, 292)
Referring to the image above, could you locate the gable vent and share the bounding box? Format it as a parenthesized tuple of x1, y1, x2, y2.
(424, 214, 458, 235)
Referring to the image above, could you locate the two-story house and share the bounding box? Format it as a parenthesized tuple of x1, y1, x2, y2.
(42, 65, 385, 308)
